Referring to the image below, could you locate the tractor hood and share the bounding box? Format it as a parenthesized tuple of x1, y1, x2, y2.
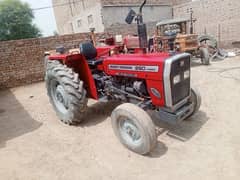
(103, 53, 171, 81)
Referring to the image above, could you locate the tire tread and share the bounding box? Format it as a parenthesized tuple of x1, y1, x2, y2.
(46, 60, 88, 125)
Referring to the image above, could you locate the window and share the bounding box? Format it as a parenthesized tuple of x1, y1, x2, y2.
(77, 19, 82, 27)
(88, 15, 93, 25)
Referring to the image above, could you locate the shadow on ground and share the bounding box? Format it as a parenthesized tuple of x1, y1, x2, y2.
(79, 101, 208, 157)
(80, 101, 121, 127)
(191, 59, 204, 67)
(0, 90, 42, 148)
(148, 141, 168, 158)
(150, 110, 209, 142)
(78, 102, 169, 158)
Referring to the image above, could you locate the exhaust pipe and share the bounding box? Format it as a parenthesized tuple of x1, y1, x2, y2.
(137, 0, 148, 53)
(125, 0, 148, 53)
(138, 0, 147, 24)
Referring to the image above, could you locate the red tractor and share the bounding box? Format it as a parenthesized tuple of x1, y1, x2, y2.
(45, 0, 201, 155)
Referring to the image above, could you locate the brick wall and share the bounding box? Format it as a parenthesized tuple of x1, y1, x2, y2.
(0, 33, 91, 89)
(173, 0, 240, 47)
(0, 24, 152, 89)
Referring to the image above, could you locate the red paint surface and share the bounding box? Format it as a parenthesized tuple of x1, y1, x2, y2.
(96, 46, 114, 57)
(48, 51, 171, 107)
(48, 54, 98, 99)
(103, 53, 170, 106)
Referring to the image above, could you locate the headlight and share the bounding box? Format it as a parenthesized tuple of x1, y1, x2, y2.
(184, 70, 190, 79)
(173, 74, 181, 84)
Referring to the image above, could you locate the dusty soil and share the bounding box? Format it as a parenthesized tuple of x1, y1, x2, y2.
(0, 57, 240, 180)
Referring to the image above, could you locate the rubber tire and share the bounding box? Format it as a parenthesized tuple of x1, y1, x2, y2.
(200, 47, 210, 65)
(111, 103, 157, 155)
(185, 87, 202, 120)
(45, 60, 88, 125)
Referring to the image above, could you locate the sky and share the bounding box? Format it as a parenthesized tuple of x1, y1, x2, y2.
(21, 0, 57, 37)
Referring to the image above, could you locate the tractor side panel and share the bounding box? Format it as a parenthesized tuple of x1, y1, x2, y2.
(103, 54, 168, 107)
(102, 54, 168, 81)
(49, 54, 98, 100)
(146, 80, 165, 107)
(103, 61, 164, 81)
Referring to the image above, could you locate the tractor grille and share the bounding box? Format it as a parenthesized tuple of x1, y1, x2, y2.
(170, 56, 191, 105)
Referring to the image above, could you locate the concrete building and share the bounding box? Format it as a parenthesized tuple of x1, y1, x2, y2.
(173, 0, 240, 47)
(52, 0, 173, 35)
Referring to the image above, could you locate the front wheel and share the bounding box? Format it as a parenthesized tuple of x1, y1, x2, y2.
(185, 87, 202, 120)
(111, 103, 157, 155)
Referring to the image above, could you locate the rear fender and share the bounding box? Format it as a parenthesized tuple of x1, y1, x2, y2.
(49, 54, 98, 100)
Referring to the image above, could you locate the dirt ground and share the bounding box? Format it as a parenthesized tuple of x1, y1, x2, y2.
(0, 57, 240, 180)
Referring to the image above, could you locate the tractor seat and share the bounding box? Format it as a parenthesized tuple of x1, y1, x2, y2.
(79, 42, 103, 66)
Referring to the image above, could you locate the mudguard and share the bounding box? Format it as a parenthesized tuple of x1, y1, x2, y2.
(48, 54, 98, 99)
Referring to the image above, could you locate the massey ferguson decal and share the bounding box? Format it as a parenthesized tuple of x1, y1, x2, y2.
(108, 65, 159, 72)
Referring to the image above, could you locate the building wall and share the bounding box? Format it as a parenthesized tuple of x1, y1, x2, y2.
(52, 0, 104, 34)
(52, 0, 173, 35)
(0, 20, 170, 89)
(102, 5, 172, 28)
(0, 33, 94, 89)
(52, 0, 73, 34)
(104, 22, 159, 37)
(172, 0, 191, 5)
(69, 0, 104, 33)
(101, 0, 171, 6)
(173, 0, 240, 47)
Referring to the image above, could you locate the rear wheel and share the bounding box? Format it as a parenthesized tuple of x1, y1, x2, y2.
(111, 103, 157, 155)
(45, 60, 88, 125)
(200, 47, 210, 65)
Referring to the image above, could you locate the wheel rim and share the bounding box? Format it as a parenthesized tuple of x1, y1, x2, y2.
(118, 117, 142, 146)
(50, 79, 69, 114)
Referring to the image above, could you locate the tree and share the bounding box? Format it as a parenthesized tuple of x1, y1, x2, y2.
(0, 0, 41, 41)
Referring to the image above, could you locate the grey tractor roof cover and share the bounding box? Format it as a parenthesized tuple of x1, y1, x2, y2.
(156, 18, 191, 26)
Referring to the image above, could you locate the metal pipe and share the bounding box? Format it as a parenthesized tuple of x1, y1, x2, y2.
(138, 0, 147, 24)
(139, 0, 147, 14)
